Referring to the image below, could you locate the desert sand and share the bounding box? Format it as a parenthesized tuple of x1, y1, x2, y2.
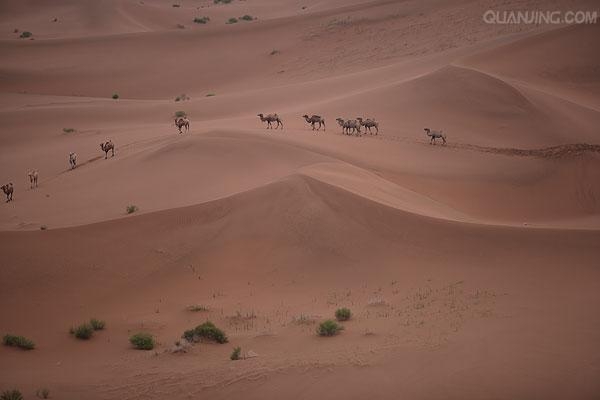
(1, 0, 599, 399)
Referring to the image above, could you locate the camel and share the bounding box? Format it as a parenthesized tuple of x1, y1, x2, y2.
(302, 114, 325, 131)
(1, 183, 13, 202)
(69, 152, 77, 169)
(28, 170, 38, 189)
(175, 117, 189, 134)
(100, 140, 115, 159)
(257, 113, 283, 129)
(336, 118, 361, 136)
(424, 128, 446, 145)
(356, 117, 379, 135)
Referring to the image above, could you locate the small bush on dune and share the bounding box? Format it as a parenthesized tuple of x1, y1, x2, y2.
(90, 318, 105, 331)
(172, 3, 180, 7)
(70, 323, 93, 340)
(62, 128, 75, 133)
(240, 15, 254, 21)
(317, 320, 343, 337)
(3, 334, 35, 350)
(214, 0, 233, 4)
(174, 110, 187, 118)
(193, 16, 210, 24)
(206, 93, 216, 97)
(186, 305, 209, 312)
(335, 307, 351, 321)
(19, 31, 32, 39)
(183, 321, 228, 344)
(230, 346, 241, 360)
(112, 93, 119, 99)
(226, 17, 238, 24)
(0, 390, 23, 400)
(36, 388, 50, 399)
(130, 333, 154, 350)
(126, 205, 138, 214)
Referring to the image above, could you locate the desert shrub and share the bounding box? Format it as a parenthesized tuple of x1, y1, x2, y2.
(174, 110, 187, 118)
(20, 31, 32, 38)
(36, 388, 50, 399)
(335, 307, 351, 321)
(176, 23, 185, 29)
(0, 390, 23, 400)
(62, 128, 75, 133)
(317, 320, 343, 337)
(112, 93, 119, 99)
(214, 0, 232, 3)
(230, 346, 241, 360)
(205, 93, 215, 97)
(193, 16, 210, 24)
(40, 225, 47, 231)
(3, 334, 35, 350)
(240, 15, 254, 21)
(90, 318, 105, 331)
(70, 323, 93, 340)
(270, 49, 280, 56)
(186, 305, 209, 312)
(126, 205, 138, 214)
(172, 3, 180, 6)
(226, 17, 238, 24)
(182, 321, 228, 343)
(130, 333, 154, 350)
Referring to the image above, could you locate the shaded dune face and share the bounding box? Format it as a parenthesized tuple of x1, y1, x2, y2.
(1, 0, 600, 399)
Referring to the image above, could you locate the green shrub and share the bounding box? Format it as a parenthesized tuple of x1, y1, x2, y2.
(317, 320, 343, 337)
(36, 388, 50, 399)
(0, 390, 23, 400)
(130, 333, 154, 350)
(214, 0, 232, 3)
(40, 225, 48, 230)
(186, 305, 209, 312)
(62, 127, 75, 133)
(206, 93, 216, 97)
(3, 334, 35, 350)
(226, 17, 238, 24)
(126, 205, 138, 214)
(335, 307, 351, 321)
(112, 93, 119, 99)
(20, 31, 32, 39)
(172, 3, 180, 6)
(240, 15, 254, 21)
(70, 323, 93, 340)
(174, 110, 187, 118)
(230, 346, 241, 360)
(270, 49, 280, 56)
(90, 318, 105, 331)
(193, 16, 210, 24)
(182, 321, 228, 343)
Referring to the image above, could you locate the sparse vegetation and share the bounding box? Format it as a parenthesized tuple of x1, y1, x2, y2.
(90, 318, 106, 331)
(20, 31, 32, 39)
(205, 93, 216, 97)
(36, 388, 50, 399)
(230, 346, 241, 360)
(112, 93, 119, 99)
(182, 321, 228, 343)
(270, 49, 280, 56)
(226, 17, 238, 24)
(70, 323, 93, 340)
(240, 15, 254, 21)
(172, 3, 180, 7)
(40, 225, 48, 230)
(193, 16, 210, 24)
(3, 334, 35, 350)
(176, 23, 185, 29)
(175, 93, 190, 102)
(214, 0, 233, 3)
(174, 110, 187, 118)
(62, 127, 76, 133)
(317, 320, 343, 337)
(126, 205, 138, 214)
(130, 333, 155, 350)
(0, 390, 23, 400)
(186, 305, 209, 312)
(335, 307, 352, 321)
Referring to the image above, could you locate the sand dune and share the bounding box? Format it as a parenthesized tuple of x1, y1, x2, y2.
(1, 0, 600, 398)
